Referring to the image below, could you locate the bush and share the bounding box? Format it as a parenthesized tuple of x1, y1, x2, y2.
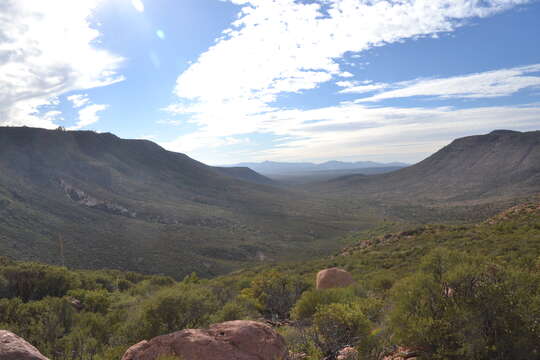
(210, 299, 254, 323)
(1, 263, 79, 301)
(68, 289, 112, 314)
(278, 326, 323, 360)
(243, 271, 309, 320)
(312, 302, 370, 357)
(15, 297, 75, 357)
(138, 284, 219, 338)
(389, 248, 540, 359)
(292, 287, 358, 321)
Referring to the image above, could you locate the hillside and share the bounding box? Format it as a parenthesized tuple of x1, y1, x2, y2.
(0, 127, 377, 278)
(325, 130, 540, 199)
(313, 130, 540, 221)
(212, 166, 275, 185)
(0, 200, 538, 360)
(1, 127, 538, 277)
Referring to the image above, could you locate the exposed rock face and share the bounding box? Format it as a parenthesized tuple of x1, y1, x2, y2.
(121, 320, 288, 360)
(0, 330, 49, 360)
(60, 179, 136, 218)
(316, 267, 354, 289)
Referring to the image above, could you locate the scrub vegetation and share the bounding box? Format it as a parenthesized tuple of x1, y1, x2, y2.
(1, 202, 538, 359)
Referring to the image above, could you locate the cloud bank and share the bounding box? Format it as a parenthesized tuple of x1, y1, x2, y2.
(164, 0, 534, 162)
(355, 64, 540, 102)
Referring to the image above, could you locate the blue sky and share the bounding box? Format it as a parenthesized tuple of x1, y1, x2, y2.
(1, 0, 539, 165)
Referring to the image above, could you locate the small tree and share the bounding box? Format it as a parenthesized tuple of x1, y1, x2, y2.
(312, 302, 370, 357)
(242, 271, 309, 320)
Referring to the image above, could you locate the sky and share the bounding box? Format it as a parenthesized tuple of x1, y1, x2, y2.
(1, 0, 539, 165)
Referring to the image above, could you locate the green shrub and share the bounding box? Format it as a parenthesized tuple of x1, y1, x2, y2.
(389, 248, 540, 359)
(292, 287, 357, 321)
(210, 299, 254, 323)
(243, 271, 308, 320)
(138, 284, 219, 338)
(278, 326, 323, 360)
(1, 263, 79, 301)
(68, 289, 112, 314)
(14, 297, 75, 357)
(312, 302, 370, 357)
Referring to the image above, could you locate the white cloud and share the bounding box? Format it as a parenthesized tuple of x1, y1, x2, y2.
(163, 99, 540, 163)
(357, 64, 540, 102)
(336, 81, 355, 88)
(0, 0, 124, 128)
(253, 103, 540, 163)
(67, 94, 91, 109)
(340, 83, 388, 94)
(68, 104, 108, 130)
(166, 0, 530, 155)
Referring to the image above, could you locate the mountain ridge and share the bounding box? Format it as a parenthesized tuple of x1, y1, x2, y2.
(322, 129, 540, 202)
(0, 127, 369, 277)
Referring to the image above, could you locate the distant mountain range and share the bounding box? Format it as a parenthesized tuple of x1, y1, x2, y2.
(224, 160, 409, 175)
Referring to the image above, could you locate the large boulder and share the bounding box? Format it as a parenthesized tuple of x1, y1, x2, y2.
(316, 267, 354, 289)
(0, 330, 49, 360)
(121, 320, 288, 360)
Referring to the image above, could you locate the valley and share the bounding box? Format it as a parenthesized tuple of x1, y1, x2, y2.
(0, 127, 539, 278)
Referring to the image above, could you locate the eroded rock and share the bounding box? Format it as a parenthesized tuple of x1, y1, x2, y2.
(121, 320, 288, 360)
(0, 330, 49, 360)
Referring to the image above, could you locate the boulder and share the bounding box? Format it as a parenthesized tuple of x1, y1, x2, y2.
(316, 267, 354, 289)
(121, 320, 288, 360)
(0, 330, 49, 360)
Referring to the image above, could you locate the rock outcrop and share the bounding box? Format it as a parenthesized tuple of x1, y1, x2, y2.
(60, 179, 136, 218)
(0, 330, 49, 360)
(121, 320, 288, 360)
(316, 267, 354, 289)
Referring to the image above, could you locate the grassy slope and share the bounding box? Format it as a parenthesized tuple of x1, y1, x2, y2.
(218, 198, 540, 287)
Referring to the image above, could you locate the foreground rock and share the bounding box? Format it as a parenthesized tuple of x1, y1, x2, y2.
(337, 346, 359, 360)
(0, 330, 49, 360)
(316, 267, 354, 289)
(121, 320, 288, 360)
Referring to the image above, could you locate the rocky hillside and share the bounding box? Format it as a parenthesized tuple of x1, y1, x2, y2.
(316, 130, 540, 216)
(0, 127, 373, 277)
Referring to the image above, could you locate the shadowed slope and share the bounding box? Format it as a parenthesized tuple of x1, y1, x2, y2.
(0, 127, 375, 277)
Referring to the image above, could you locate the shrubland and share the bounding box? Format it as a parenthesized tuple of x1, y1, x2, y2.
(0, 202, 539, 359)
